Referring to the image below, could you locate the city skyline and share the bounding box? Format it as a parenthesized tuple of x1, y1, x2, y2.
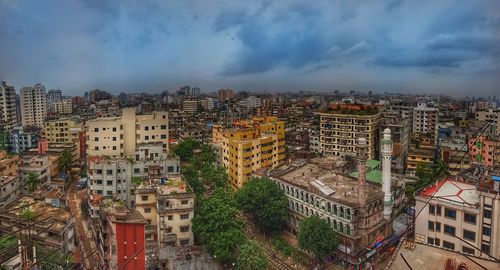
(1, 0, 499, 96)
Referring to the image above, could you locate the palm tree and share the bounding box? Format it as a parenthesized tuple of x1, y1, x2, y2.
(24, 172, 41, 193)
(58, 149, 72, 175)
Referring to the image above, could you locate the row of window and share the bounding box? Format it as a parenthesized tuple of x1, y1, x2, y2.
(428, 237, 490, 254)
(428, 220, 491, 239)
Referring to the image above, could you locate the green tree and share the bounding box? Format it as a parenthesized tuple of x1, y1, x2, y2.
(192, 188, 245, 264)
(183, 165, 204, 196)
(58, 149, 72, 175)
(174, 137, 199, 162)
(235, 177, 288, 234)
(200, 164, 228, 189)
(20, 205, 34, 221)
(236, 240, 268, 270)
(298, 215, 339, 262)
(25, 172, 41, 193)
(131, 176, 142, 186)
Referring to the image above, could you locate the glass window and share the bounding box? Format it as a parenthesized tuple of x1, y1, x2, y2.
(428, 221, 435, 231)
(443, 241, 455, 250)
(444, 208, 456, 219)
(483, 209, 492, 219)
(462, 246, 475, 255)
(429, 204, 435, 215)
(427, 237, 434, 245)
(444, 225, 456, 235)
(464, 213, 476, 224)
(481, 244, 490, 254)
(482, 226, 491, 236)
(463, 230, 475, 241)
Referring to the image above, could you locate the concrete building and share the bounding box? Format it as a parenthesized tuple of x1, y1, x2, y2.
(440, 136, 471, 175)
(413, 102, 438, 138)
(239, 96, 261, 109)
(9, 126, 40, 153)
(380, 111, 410, 174)
(95, 199, 147, 270)
(88, 143, 180, 206)
(0, 81, 18, 130)
(415, 174, 500, 260)
(182, 100, 198, 113)
(318, 104, 381, 159)
(269, 139, 391, 266)
(201, 97, 216, 111)
(20, 83, 47, 128)
(468, 135, 498, 168)
(217, 89, 234, 102)
(475, 109, 500, 136)
(18, 154, 51, 193)
(86, 108, 169, 157)
(135, 174, 195, 269)
(44, 118, 85, 158)
(0, 175, 20, 209)
(0, 196, 75, 252)
(212, 116, 286, 189)
(47, 89, 62, 112)
(0, 151, 19, 176)
(52, 99, 73, 114)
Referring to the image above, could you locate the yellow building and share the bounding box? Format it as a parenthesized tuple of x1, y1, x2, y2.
(213, 116, 286, 189)
(44, 118, 84, 157)
(0, 151, 19, 176)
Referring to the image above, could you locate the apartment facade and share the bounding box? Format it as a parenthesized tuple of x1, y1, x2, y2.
(318, 105, 381, 159)
(413, 102, 438, 136)
(468, 135, 498, 168)
(0, 151, 19, 176)
(52, 99, 73, 114)
(475, 109, 500, 136)
(415, 175, 500, 260)
(86, 108, 169, 157)
(20, 83, 47, 128)
(212, 116, 286, 189)
(182, 100, 198, 113)
(44, 118, 85, 157)
(17, 154, 51, 193)
(135, 175, 195, 269)
(217, 88, 234, 102)
(0, 81, 18, 130)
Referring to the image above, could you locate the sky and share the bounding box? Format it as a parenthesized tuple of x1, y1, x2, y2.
(0, 0, 499, 96)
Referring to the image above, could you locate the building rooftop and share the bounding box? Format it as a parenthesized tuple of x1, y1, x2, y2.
(101, 198, 147, 224)
(272, 159, 384, 207)
(0, 175, 17, 185)
(137, 174, 193, 195)
(5, 197, 72, 231)
(418, 176, 479, 206)
(349, 170, 382, 185)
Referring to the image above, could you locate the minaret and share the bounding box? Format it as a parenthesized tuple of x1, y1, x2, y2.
(382, 128, 393, 219)
(356, 137, 368, 208)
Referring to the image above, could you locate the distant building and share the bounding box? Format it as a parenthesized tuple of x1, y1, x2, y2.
(467, 135, 498, 168)
(217, 88, 234, 102)
(413, 102, 438, 138)
(44, 118, 85, 158)
(191, 87, 201, 96)
(47, 89, 62, 112)
(201, 97, 216, 111)
(212, 116, 285, 189)
(9, 126, 40, 153)
(318, 104, 381, 159)
(17, 154, 51, 192)
(0, 81, 18, 130)
(20, 83, 47, 128)
(182, 100, 198, 113)
(88, 89, 112, 103)
(475, 109, 500, 136)
(52, 99, 73, 114)
(239, 96, 261, 109)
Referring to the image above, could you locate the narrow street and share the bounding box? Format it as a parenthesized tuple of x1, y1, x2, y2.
(67, 179, 96, 269)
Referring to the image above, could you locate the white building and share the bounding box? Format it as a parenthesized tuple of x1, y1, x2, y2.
(47, 89, 62, 112)
(413, 102, 438, 136)
(52, 99, 73, 114)
(20, 84, 47, 128)
(201, 97, 216, 111)
(239, 96, 261, 108)
(182, 100, 198, 113)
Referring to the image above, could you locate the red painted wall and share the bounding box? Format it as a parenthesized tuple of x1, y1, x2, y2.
(115, 223, 146, 270)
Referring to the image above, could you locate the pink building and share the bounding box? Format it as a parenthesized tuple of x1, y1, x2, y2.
(467, 135, 497, 168)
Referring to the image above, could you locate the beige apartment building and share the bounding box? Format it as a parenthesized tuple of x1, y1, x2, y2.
(413, 102, 438, 137)
(18, 154, 51, 193)
(0, 151, 19, 176)
(318, 105, 381, 159)
(0, 81, 18, 130)
(475, 109, 500, 136)
(415, 175, 500, 261)
(212, 116, 286, 189)
(86, 107, 169, 157)
(20, 83, 47, 128)
(52, 99, 73, 114)
(135, 174, 195, 268)
(44, 118, 84, 156)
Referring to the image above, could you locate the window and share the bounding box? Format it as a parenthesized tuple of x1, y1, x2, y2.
(181, 200, 188, 205)
(96, 180, 102, 184)
(134, 168, 140, 174)
(435, 222, 441, 232)
(482, 226, 491, 236)
(167, 215, 173, 220)
(145, 126, 149, 131)
(464, 213, 476, 224)
(165, 227, 172, 233)
(141, 195, 148, 201)
(483, 209, 492, 219)
(167, 166, 174, 172)
(481, 244, 490, 254)
(112, 146, 117, 150)
(94, 128, 98, 132)
(144, 208, 151, 213)
(462, 246, 475, 255)
(427, 237, 434, 245)
(145, 136, 149, 140)
(161, 125, 167, 130)
(463, 230, 475, 241)
(180, 226, 189, 232)
(107, 191, 112, 195)
(107, 170, 113, 175)
(161, 134, 167, 139)
(106, 180, 112, 186)
(444, 225, 456, 235)
(443, 241, 455, 250)
(436, 206, 441, 215)
(428, 221, 435, 231)
(180, 239, 189, 246)
(429, 205, 435, 215)
(113, 137, 117, 141)
(435, 238, 440, 246)
(113, 127, 117, 132)
(180, 214, 189, 220)
(94, 137, 99, 142)
(94, 146, 99, 151)
(444, 208, 456, 219)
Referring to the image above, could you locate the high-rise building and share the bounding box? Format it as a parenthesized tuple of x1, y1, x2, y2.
(0, 81, 18, 130)
(47, 89, 62, 112)
(191, 87, 201, 96)
(217, 88, 234, 102)
(182, 100, 198, 113)
(44, 118, 85, 157)
(212, 116, 285, 189)
(318, 104, 381, 159)
(20, 83, 47, 128)
(52, 99, 73, 114)
(86, 108, 169, 157)
(413, 102, 438, 137)
(239, 96, 261, 108)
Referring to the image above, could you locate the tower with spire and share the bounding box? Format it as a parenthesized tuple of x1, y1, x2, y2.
(382, 128, 393, 219)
